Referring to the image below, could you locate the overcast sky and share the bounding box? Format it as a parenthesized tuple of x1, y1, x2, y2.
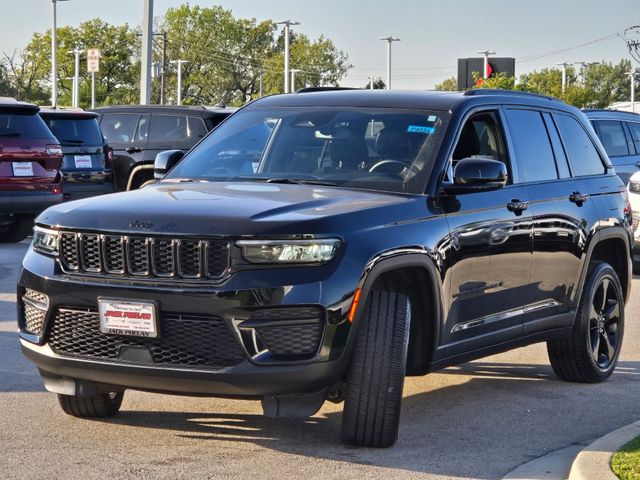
(0, 0, 638, 89)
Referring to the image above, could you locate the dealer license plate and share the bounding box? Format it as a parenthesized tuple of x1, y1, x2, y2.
(12, 162, 33, 176)
(98, 298, 158, 338)
(74, 155, 92, 169)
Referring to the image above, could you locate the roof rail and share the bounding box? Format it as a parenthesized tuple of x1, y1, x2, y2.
(464, 88, 556, 101)
(583, 108, 640, 115)
(296, 87, 361, 94)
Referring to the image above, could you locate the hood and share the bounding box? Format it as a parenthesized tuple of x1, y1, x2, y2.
(37, 181, 419, 236)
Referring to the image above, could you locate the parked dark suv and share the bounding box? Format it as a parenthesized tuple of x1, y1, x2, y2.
(19, 89, 632, 447)
(39, 108, 113, 201)
(584, 109, 640, 185)
(91, 105, 233, 191)
(0, 98, 63, 242)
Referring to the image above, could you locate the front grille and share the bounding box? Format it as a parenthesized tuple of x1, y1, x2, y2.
(59, 231, 230, 281)
(48, 308, 245, 369)
(251, 307, 325, 357)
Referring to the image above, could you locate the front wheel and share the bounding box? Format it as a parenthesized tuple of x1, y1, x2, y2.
(57, 391, 125, 418)
(341, 291, 411, 448)
(547, 262, 624, 383)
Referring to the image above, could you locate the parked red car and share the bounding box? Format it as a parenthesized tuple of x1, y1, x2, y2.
(0, 98, 63, 242)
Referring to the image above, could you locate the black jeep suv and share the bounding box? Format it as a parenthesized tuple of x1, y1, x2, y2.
(18, 89, 632, 448)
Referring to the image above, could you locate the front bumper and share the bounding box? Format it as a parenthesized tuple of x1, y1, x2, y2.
(17, 248, 355, 398)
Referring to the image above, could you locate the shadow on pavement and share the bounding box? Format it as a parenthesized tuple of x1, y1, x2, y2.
(0, 331, 43, 393)
(100, 360, 640, 478)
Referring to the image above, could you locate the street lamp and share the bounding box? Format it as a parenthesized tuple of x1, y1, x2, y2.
(557, 62, 573, 94)
(170, 60, 189, 105)
(51, 0, 70, 108)
(277, 20, 300, 93)
(290, 68, 302, 92)
(628, 69, 638, 113)
(477, 50, 496, 79)
(380, 36, 400, 90)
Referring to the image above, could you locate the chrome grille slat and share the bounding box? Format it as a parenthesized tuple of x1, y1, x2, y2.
(58, 231, 230, 282)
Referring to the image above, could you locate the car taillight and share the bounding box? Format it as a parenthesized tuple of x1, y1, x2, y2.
(46, 145, 62, 156)
(105, 147, 114, 167)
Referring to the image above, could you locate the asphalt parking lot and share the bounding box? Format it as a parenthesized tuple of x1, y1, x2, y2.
(1, 240, 639, 480)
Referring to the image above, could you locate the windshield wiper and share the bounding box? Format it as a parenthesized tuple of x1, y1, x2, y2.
(0, 131, 22, 137)
(266, 178, 338, 186)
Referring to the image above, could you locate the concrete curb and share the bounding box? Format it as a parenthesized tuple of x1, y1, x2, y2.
(569, 420, 640, 480)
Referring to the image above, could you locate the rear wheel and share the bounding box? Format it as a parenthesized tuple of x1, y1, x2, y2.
(341, 291, 411, 448)
(0, 217, 33, 243)
(57, 391, 125, 418)
(547, 262, 624, 383)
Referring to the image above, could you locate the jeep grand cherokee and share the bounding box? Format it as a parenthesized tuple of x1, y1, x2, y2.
(18, 89, 632, 448)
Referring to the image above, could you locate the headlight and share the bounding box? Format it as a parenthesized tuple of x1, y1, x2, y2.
(32, 226, 59, 255)
(628, 181, 640, 194)
(236, 239, 341, 264)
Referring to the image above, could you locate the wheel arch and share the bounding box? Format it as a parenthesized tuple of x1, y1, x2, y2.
(351, 251, 445, 375)
(579, 227, 632, 307)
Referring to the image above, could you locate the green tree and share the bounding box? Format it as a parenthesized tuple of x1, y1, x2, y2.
(472, 71, 517, 90)
(363, 78, 386, 89)
(434, 76, 458, 91)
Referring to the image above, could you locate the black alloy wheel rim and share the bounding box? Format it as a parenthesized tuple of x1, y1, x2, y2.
(589, 276, 621, 370)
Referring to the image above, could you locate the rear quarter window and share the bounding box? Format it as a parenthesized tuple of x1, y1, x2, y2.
(149, 115, 207, 142)
(99, 113, 140, 143)
(555, 114, 606, 176)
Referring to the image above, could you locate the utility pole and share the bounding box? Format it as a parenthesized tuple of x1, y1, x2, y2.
(628, 69, 638, 113)
(277, 20, 300, 93)
(557, 62, 572, 94)
(140, 0, 153, 105)
(51, 0, 70, 107)
(380, 36, 400, 90)
(290, 69, 301, 92)
(171, 60, 188, 105)
(160, 31, 167, 105)
(477, 50, 495, 79)
(70, 47, 80, 107)
(258, 72, 263, 98)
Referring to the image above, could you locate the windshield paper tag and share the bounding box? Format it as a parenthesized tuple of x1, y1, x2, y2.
(407, 125, 435, 134)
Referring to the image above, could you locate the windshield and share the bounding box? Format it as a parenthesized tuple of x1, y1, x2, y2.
(42, 116, 103, 145)
(165, 107, 449, 194)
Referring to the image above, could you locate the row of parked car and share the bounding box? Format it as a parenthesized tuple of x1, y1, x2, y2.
(0, 98, 233, 242)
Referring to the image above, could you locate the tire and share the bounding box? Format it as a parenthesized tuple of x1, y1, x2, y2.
(341, 291, 411, 448)
(0, 217, 33, 243)
(547, 262, 624, 383)
(57, 391, 125, 418)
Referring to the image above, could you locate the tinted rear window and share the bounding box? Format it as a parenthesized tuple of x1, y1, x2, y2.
(149, 115, 207, 142)
(555, 114, 605, 176)
(42, 116, 103, 145)
(0, 111, 55, 139)
(100, 113, 140, 143)
(504, 109, 558, 182)
(593, 120, 629, 157)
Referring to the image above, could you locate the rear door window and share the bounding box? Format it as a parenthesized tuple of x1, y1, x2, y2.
(504, 108, 558, 182)
(625, 121, 640, 153)
(99, 113, 140, 143)
(554, 114, 606, 176)
(41, 116, 103, 145)
(593, 120, 630, 157)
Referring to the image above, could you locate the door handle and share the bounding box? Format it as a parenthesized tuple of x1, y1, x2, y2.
(125, 146, 142, 154)
(507, 199, 529, 213)
(569, 191, 589, 204)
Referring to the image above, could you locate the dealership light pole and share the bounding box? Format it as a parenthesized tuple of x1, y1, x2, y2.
(557, 62, 572, 93)
(477, 50, 495, 79)
(277, 20, 300, 93)
(380, 36, 400, 89)
(628, 69, 638, 112)
(171, 60, 188, 105)
(290, 68, 301, 92)
(51, 0, 70, 107)
(69, 46, 81, 107)
(140, 0, 153, 105)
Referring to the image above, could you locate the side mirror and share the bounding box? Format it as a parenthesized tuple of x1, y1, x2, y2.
(154, 150, 184, 179)
(444, 158, 507, 194)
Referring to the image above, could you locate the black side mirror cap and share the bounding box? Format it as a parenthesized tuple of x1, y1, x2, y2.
(442, 157, 508, 194)
(154, 150, 185, 179)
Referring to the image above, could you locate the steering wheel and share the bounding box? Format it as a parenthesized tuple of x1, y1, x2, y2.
(369, 159, 411, 174)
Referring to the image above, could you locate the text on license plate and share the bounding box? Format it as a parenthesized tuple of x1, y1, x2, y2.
(98, 298, 158, 338)
(12, 162, 34, 176)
